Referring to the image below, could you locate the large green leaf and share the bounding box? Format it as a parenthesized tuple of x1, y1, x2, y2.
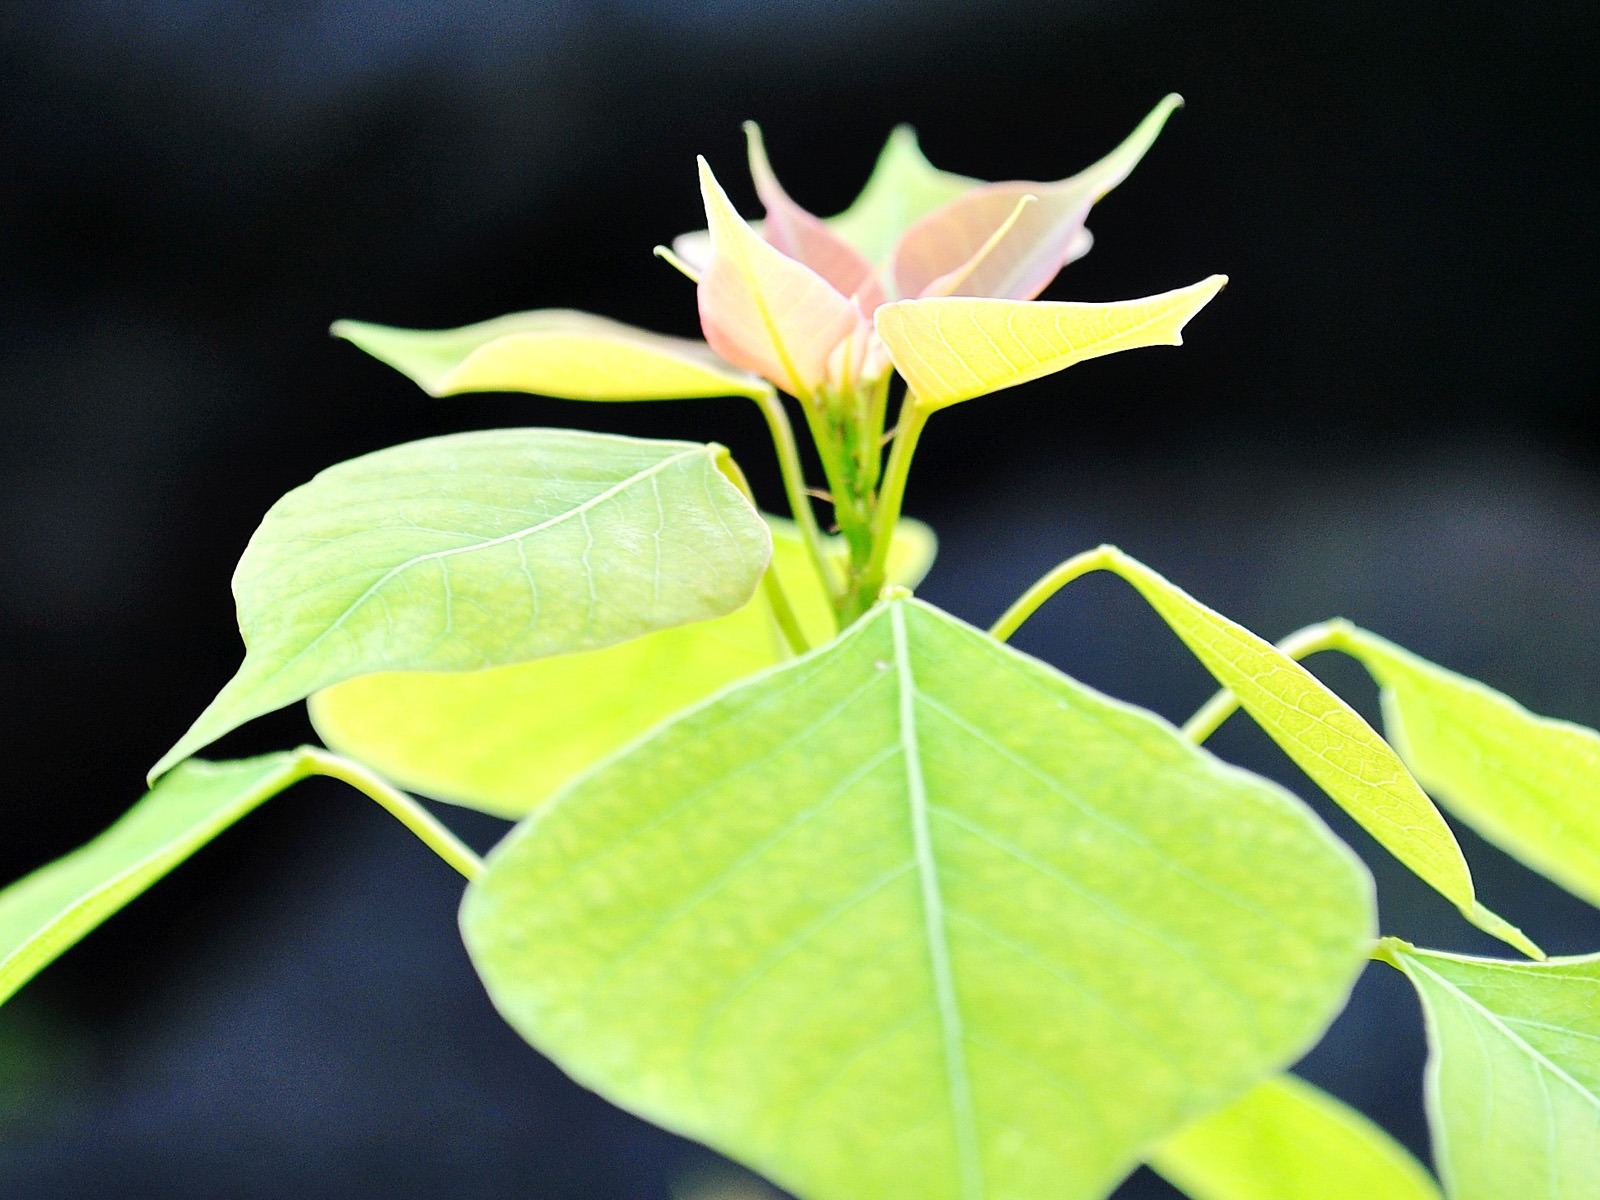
(1336, 625, 1600, 910)
(1099, 549, 1538, 958)
(463, 598, 1375, 1200)
(1383, 942, 1600, 1200)
(150, 430, 770, 781)
(331, 309, 771, 402)
(309, 518, 937, 819)
(0, 754, 303, 1005)
(1149, 1074, 1441, 1200)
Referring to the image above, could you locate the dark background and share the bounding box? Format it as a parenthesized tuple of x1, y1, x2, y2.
(2, 1, 1597, 1196)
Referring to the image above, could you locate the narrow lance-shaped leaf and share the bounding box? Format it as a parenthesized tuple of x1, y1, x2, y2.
(0, 754, 305, 1006)
(1335, 624, 1600, 910)
(826, 126, 980, 266)
(889, 94, 1184, 302)
(876, 276, 1226, 410)
(1381, 941, 1600, 1200)
(150, 430, 771, 781)
(310, 518, 938, 819)
(463, 597, 1375, 1200)
(744, 123, 885, 312)
(331, 309, 771, 402)
(696, 157, 862, 399)
(1098, 548, 1539, 958)
(1148, 1073, 1442, 1200)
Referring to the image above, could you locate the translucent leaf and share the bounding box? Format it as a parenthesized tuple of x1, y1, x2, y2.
(1384, 942, 1600, 1200)
(826, 126, 980, 266)
(1149, 1074, 1442, 1200)
(696, 158, 863, 399)
(1337, 625, 1600, 910)
(890, 95, 1184, 302)
(876, 276, 1226, 410)
(0, 754, 303, 1005)
(462, 598, 1375, 1200)
(331, 309, 770, 402)
(150, 430, 770, 781)
(744, 124, 884, 312)
(1100, 549, 1537, 957)
(309, 518, 937, 819)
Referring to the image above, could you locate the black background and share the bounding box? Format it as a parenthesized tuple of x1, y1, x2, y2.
(1, 1, 1597, 1196)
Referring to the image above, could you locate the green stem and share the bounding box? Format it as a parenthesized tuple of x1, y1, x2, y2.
(854, 396, 932, 620)
(301, 748, 484, 882)
(754, 389, 840, 598)
(988, 546, 1119, 644)
(1179, 619, 1353, 744)
(761, 562, 810, 656)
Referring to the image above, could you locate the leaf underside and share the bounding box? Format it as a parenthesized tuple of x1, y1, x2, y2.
(1390, 945, 1600, 1200)
(463, 598, 1375, 1200)
(150, 429, 770, 781)
(310, 518, 937, 819)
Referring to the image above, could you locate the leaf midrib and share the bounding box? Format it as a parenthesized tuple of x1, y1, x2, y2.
(891, 603, 983, 1200)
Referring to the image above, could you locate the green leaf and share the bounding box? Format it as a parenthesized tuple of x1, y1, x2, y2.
(150, 430, 771, 782)
(1101, 549, 1539, 959)
(309, 517, 937, 819)
(0, 754, 304, 1005)
(824, 126, 980, 266)
(331, 309, 771, 402)
(1149, 1074, 1442, 1200)
(1382, 941, 1600, 1200)
(462, 598, 1375, 1200)
(1336, 625, 1600, 910)
(875, 276, 1226, 410)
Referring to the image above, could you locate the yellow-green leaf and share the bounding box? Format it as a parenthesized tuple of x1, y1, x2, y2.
(309, 518, 936, 818)
(0, 754, 304, 1005)
(824, 126, 980, 266)
(331, 309, 770, 402)
(1149, 1074, 1442, 1200)
(1337, 625, 1600, 910)
(875, 276, 1226, 409)
(1383, 942, 1600, 1200)
(1099, 548, 1538, 958)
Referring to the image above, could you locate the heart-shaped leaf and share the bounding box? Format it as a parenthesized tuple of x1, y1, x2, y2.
(1383, 942, 1600, 1200)
(1, 754, 304, 1005)
(463, 598, 1375, 1200)
(1335, 625, 1600, 910)
(826, 127, 980, 266)
(309, 518, 936, 819)
(150, 430, 770, 780)
(876, 276, 1226, 409)
(331, 310, 770, 402)
(1149, 1074, 1442, 1200)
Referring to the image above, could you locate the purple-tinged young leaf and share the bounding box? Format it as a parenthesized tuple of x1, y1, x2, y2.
(916, 193, 1042, 299)
(744, 123, 886, 313)
(696, 157, 863, 400)
(889, 94, 1184, 302)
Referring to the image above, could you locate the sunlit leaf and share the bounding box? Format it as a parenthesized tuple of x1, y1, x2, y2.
(876, 276, 1226, 410)
(1336, 625, 1600, 910)
(696, 158, 862, 399)
(889, 94, 1183, 301)
(1101, 549, 1539, 958)
(463, 598, 1375, 1200)
(310, 518, 937, 819)
(744, 124, 884, 312)
(331, 309, 770, 402)
(1149, 1074, 1442, 1200)
(150, 430, 770, 781)
(1384, 942, 1600, 1200)
(0, 754, 304, 1005)
(826, 126, 980, 266)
